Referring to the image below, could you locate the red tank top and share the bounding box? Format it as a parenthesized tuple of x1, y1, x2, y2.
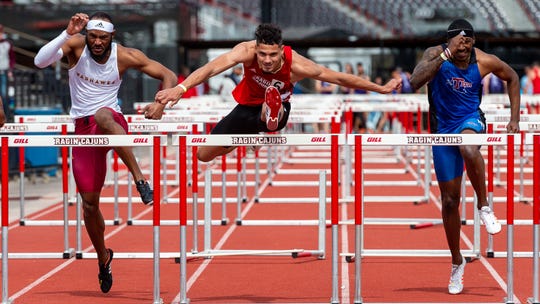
(533, 67, 540, 94)
(232, 45, 294, 105)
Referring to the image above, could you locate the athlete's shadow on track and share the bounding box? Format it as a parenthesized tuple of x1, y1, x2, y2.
(36, 290, 151, 302)
(394, 285, 502, 297)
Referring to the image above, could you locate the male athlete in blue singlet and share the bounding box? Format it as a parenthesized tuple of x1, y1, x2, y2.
(410, 19, 520, 295)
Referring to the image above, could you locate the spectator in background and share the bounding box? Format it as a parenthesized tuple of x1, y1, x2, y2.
(176, 65, 198, 98)
(521, 65, 533, 95)
(353, 62, 370, 133)
(531, 61, 540, 94)
(391, 67, 415, 94)
(483, 72, 506, 94)
(366, 75, 389, 133)
(0, 24, 15, 110)
(0, 96, 5, 127)
(312, 73, 337, 133)
(219, 64, 243, 102)
(339, 62, 355, 94)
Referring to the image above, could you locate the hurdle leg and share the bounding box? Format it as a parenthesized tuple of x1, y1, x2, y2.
(192, 142, 200, 251)
(505, 134, 515, 304)
(112, 152, 120, 225)
(487, 128, 495, 257)
(267, 146, 273, 185)
(221, 155, 228, 225)
(330, 134, 339, 304)
(460, 171, 467, 224)
(254, 150, 260, 203)
(495, 145, 502, 186)
(178, 135, 190, 304)
(353, 135, 363, 304)
(529, 135, 540, 304)
(519, 144, 525, 202)
(152, 136, 162, 304)
(127, 173, 133, 225)
(17, 143, 26, 225)
(317, 171, 326, 259)
(472, 194, 481, 258)
(487, 191, 495, 257)
(204, 169, 213, 253)
(235, 150, 242, 225)
(530, 224, 539, 304)
(343, 143, 352, 198)
(1, 138, 11, 304)
(60, 128, 77, 258)
(162, 142, 168, 203)
(242, 147, 247, 203)
(192, 191, 199, 253)
(422, 146, 431, 202)
(76, 193, 83, 259)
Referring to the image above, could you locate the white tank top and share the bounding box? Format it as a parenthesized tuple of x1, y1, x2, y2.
(68, 43, 122, 118)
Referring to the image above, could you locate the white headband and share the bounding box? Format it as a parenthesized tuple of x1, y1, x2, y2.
(86, 20, 114, 33)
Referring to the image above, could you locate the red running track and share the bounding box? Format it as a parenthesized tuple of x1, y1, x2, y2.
(1, 143, 537, 304)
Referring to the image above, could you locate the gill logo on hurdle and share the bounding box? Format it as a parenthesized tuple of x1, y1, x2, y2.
(348, 133, 518, 146)
(176, 134, 346, 146)
(3, 135, 167, 147)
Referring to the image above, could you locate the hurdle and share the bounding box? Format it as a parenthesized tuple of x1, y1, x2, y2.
(347, 133, 521, 304)
(4, 120, 185, 227)
(529, 134, 540, 304)
(173, 133, 343, 304)
(341, 99, 433, 205)
(0, 122, 74, 225)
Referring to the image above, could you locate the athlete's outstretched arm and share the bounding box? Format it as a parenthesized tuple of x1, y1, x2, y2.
(291, 51, 401, 93)
(120, 47, 177, 120)
(153, 41, 253, 108)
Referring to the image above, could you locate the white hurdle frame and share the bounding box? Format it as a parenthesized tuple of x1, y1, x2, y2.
(348, 133, 522, 304)
(173, 133, 343, 304)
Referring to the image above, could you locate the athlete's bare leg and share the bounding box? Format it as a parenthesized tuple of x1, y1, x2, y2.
(439, 177, 463, 266)
(459, 130, 488, 210)
(198, 146, 236, 162)
(80, 191, 109, 265)
(93, 108, 146, 182)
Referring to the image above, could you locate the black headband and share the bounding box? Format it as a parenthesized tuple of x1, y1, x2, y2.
(447, 28, 474, 39)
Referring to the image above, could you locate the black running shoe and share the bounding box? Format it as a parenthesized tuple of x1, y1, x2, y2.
(98, 248, 113, 293)
(136, 180, 154, 205)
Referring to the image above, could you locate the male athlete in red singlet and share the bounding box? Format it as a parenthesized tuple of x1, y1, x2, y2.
(147, 24, 402, 162)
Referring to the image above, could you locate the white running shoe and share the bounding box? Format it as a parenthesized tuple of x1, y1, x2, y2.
(479, 206, 502, 235)
(448, 257, 466, 295)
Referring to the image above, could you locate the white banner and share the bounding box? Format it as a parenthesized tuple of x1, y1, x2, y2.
(173, 134, 345, 146)
(347, 133, 519, 146)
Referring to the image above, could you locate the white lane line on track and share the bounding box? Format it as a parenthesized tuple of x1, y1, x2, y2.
(340, 195, 351, 304)
(172, 157, 286, 304)
(406, 156, 522, 303)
